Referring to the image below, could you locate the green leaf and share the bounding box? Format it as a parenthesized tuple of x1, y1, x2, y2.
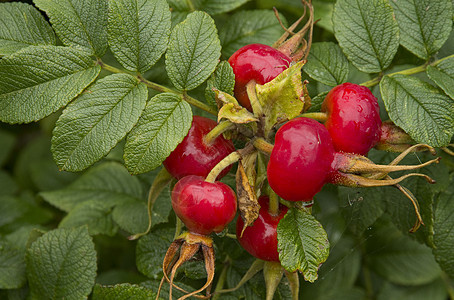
(0, 241, 26, 289)
(256, 61, 307, 136)
(29, 160, 78, 192)
(136, 227, 174, 278)
(205, 61, 235, 107)
(0, 196, 27, 228)
(166, 11, 221, 90)
(313, 1, 334, 33)
(124, 93, 192, 174)
(0, 2, 56, 56)
(377, 278, 448, 300)
(108, 0, 171, 73)
(304, 42, 349, 86)
(427, 56, 454, 99)
(219, 10, 286, 58)
(51, 73, 147, 172)
(112, 184, 171, 234)
(333, 0, 399, 73)
(0, 130, 15, 167)
(307, 91, 328, 113)
(433, 183, 454, 278)
(93, 283, 157, 300)
(216, 90, 258, 124)
(277, 208, 330, 282)
(338, 187, 385, 236)
(168, 0, 249, 16)
(0, 171, 19, 196)
(33, 0, 108, 56)
(366, 219, 442, 285)
(26, 227, 97, 300)
(380, 74, 454, 147)
(0, 45, 100, 124)
(40, 162, 143, 212)
(59, 200, 118, 236)
(390, 0, 453, 60)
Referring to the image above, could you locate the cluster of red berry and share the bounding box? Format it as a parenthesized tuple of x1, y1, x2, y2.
(156, 43, 437, 298)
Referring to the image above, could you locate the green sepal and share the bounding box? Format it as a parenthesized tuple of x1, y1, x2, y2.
(255, 61, 308, 136)
(215, 89, 258, 124)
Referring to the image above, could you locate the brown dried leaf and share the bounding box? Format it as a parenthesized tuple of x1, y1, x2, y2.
(236, 159, 260, 236)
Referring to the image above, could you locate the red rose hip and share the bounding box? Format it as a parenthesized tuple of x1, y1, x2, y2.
(228, 43, 292, 111)
(171, 175, 237, 236)
(322, 83, 381, 155)
(163, 116, 235, 180)
(236, 196, 288, 261)
(267, 117, 335, 202)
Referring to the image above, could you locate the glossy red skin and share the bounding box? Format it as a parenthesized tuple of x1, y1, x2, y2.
(163, 116, 235, 180)
(267, 117, 335, 202)
(322, 83, 381, 156)
(236, 196, 288, 262)
(171, 175, 237, 236)
(228, 43, 291, 111)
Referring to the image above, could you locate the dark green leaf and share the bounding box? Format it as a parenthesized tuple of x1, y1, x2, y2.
(29, 160, 78, 192)
(313, 1, 334, 33)
(166, 11, 221, 90)
(380, 74, 454, 147)
(390, 0, 453, 60)
(0, 171, 19, 196)
(168, 0, 248, 15)
(52, 73, 147, 172)
(124, 93, 192, 174)
(112, 185, 171, 234)
(366, 220, 442, 285)
(33, 0, 108, 56)
(219, 10, 285, 58)
(40, 162, 143, 212)
(26, 227, 97, 300)
(338, 187, 385, 235)
(0, 45, 100, 124)
(0, 2, 56, 56)
(205, 61, 235, 106)
(304, 42, 349, 86)
(307, 91, 328, 113)
(136, 227, 174, 278)
(59, 200, 118, 236)
(427, 56, 454, 99)
(277, 208, 330, 282)
(93, 283, 157, 300)
(0, 130, 15, 167)
(0, 196, 26, 228)
(333, 0, 399, 73)
(108, 0, 171, 73)
(0, 241, 26, 289)
(433, 182, 454, 278)
(377, 278, 447, 300)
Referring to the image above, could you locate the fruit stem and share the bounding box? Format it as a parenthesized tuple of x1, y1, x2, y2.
(360, 53, 454, 88)
(97, 60, 218, 116)
(263, 261, 284, 300)
(205, 152, 241, 183)
(128, 168, 173, 240)
(253, 137, 274, 154)
(300, 112, 328, 122)
(204, 120, 235, 145)
(284, 271, 300, 300)
(268, 189, 280, 216)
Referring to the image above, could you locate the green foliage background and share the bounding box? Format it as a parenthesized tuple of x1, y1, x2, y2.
(0, 0, 454, 299)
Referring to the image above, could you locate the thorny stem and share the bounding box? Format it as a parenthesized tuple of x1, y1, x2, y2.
(360, 54, 454, 88)
(204, 120, 235, 145)
(97, 60, 217, 116)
